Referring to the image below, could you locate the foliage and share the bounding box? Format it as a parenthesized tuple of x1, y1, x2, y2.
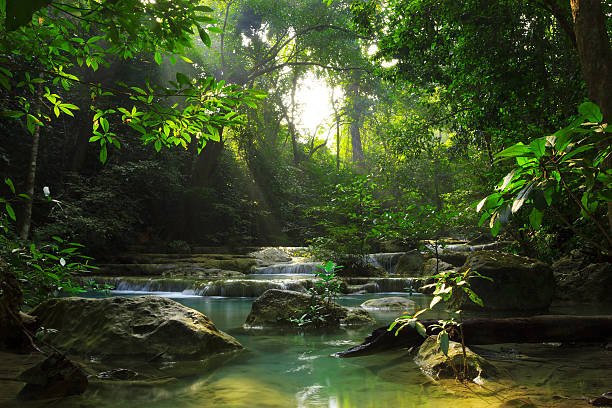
(1, 179, 108, 306)
(477, 102, 612, 254)
(289, 261, 343, 328)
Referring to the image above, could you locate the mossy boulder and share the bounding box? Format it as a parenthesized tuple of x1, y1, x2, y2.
(244, 289, 374, 329)
(414, 336, 496, 381)
(394, 251, 425, 276)
(30, 296, 243, 360)
(336, 263, 388, 278)
(457, 251, 554, 311)
(422, 258, 455, 276)
(360, 297, 419, 312)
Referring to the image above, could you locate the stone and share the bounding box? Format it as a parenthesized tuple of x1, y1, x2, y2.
(336, 263, 388, 277)
(554, 263, 612, 303)
(457, 251, 554, 311)
(248, 247, 292, 265)
(17, 353, 87, 400)
(394, 250, 425, 276)
(96, 368, 138, 381)
(30, 296, 243, 360)
(438, 251, 468, 267)
(360, 297, 419, 312)
(422, 258, 455, 276)
(244, 289, 374, 329)
(414, 336, 496, 381)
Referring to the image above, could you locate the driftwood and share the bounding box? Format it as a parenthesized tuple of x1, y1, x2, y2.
(336, 315, 612, 357)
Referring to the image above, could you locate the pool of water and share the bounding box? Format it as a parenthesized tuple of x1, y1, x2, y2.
(7, 293, 612, 408)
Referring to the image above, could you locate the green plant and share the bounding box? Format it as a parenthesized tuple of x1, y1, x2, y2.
(477, 102, 612, 254)
(1, 178, 110, 306)
(289, 261, 343, 328)
(389, 268, 492, 381)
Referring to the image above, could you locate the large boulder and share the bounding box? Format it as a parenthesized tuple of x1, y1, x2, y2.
(360, 297, 419, 312)
(248, 247, 292, 265)
(30, 296, 242, 360)
(17, 353, 87, 400)
(554, 262, 612, 303)
(457, 251, 554, 311)
(244, 289, 374, 329)
(394, 251, 426, 276)
(422, 258, 455, 276)
(414, 336, 496, 381)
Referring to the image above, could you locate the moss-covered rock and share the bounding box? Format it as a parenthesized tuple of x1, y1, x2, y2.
(414, 336, 496, 381)
(422, 258, 455, 276)
(336, 263, 388, 278)
(554, 262, 612, 303)
(244, 289, 374, 329)
(394, 251, 425, 276)
(30, 296, 243, 360)
(458, 250, 554, 311)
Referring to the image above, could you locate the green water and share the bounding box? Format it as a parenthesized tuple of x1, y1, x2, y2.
(10, 293, 612, 408)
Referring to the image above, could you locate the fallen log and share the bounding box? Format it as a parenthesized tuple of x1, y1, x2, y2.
(336, 315, 612, 358)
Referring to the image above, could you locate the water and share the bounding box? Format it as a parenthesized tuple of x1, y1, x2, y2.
(6, 292, 612, 408)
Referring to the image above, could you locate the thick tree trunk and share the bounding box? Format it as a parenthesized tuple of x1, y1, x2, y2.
(336, 315, 612, 357)
(350, 119, 365, 167)
(570, 0, 612, 234)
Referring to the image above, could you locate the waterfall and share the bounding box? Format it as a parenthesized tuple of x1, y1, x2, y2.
(251, 262, 322, 275)
(365, 252, 404, 274)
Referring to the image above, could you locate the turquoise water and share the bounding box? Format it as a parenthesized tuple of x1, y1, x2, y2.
(6, 293, 612, 408)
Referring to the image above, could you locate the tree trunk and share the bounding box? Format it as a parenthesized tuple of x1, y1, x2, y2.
(336, 315, 612, 357)
(18, 106, 41, 240)
(350, 118, 365, 167)
(190, 132, 225, 188)
(570, 0, 612, 234)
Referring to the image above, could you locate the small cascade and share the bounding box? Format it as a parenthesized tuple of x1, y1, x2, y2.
(251, 262, 322, 275)
(365, 253, 404, 274)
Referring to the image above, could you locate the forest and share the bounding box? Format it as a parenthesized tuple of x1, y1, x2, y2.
(0, 0, 611, 407)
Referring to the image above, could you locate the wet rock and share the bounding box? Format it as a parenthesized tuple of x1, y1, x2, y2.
(438, 251, 468, 267)
(394, 251, 425, 276)
(244, 289, 374, 329)
(456, 251, 554, 311)
(96, 368, 138, 381)
(30, 296, 243, 360)
(414, 336, 496, 381)
(360, 297, 418, 312)
(589, 395, 612, 407)
(337, 263, 388, 278)
(17, 353, 87, 400)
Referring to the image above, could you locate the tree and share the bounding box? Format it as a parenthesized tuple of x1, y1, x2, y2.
(0, 0, 263, 238)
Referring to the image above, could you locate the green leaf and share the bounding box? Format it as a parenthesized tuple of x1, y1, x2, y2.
(529, 138, 546, 158)
(438, 331, 449, 356)
(198, 27, 211, 47)
(415, 321, 427, 338)
(181, 56, 193, 64)
(154, 139, 162, 152)
(495, 143, 531, 159)
(154, 51, 162, 65)
(578, 102, 603, 123)
(5, 203, 16, 221)
(99, 146, 107, 163)
(528, 207, 543, 229)
(491, 219, 501, 237)
(5, 0, 52, 31)
(4, 178, 15, 194)
(0, 110, 24, 118)
(499, 169, 516, 191)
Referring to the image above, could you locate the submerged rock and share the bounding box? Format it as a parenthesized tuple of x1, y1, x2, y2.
(414, 336, 496, 381)
(17, 353, 88, 400)
(457, 250, 554, 311)
(360, 297, 418, 312)
(30, 296, 243, 360)
(244, 289, 374, 329)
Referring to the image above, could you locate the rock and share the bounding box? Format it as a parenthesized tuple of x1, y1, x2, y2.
(30, 296, 243, 360)
(554, 263, 612, 303)
(438, 251, 468, 267)
(589, 396, 612, 407)
(244, 289, 374, 329)
(337, 263, 388, 278)
(457, 251, 554, 311)
(17, 353, 87, 400)
(394, 251, 425, 276)
(422, 258, 455, 276)
(414, 336, 496, 381)
(360, 297, 419, 312)
(248, 247, 292, 265)
(96, 368, 138, 381)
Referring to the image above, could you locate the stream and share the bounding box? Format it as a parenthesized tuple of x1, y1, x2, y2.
(17, 290, 608, 408)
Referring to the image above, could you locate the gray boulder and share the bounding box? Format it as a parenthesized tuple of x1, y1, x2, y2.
(456, 251, 554, 311)
(360, 297, 419, 312)
(394, 251, 425, 276)
(555, 262, 612, 303)
(30, 296, 243, 360)
(244, 289, 374, 329)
